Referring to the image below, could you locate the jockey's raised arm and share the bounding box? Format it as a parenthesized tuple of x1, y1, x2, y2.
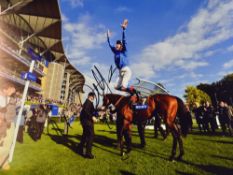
(121, 28, 127, 52)
(107, 29, 115, 52)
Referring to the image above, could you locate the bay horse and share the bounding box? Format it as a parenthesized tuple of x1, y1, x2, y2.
(102, 93, 190, 161)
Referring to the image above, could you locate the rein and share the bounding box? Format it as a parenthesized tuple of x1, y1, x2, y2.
(113, 96, 125, 108)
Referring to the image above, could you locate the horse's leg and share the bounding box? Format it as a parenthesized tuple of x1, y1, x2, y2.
(123, 119, 132, 153)
(177, 131, 184, 161)
(137, 121, 146, 147)
(159, 124, 167, 139)
(167, 117, 184, 161)
(116, 116, 123, 149)
(120, 132, 124, 156)
(169, 129, 178, 161)
(124, 128, 132, 153)
(118, 122, 124, 156)
(164, 123, 170, 139)
(116, 124, 121, 149)
(156, 115, 167, 139)
(119, 130, 124, 156)
(154, 116, 159, 138)
(166, 115, 179, 161)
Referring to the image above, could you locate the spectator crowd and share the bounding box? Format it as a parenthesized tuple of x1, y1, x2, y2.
(192, 101, 233, 136)
(0, 80, 82, 170)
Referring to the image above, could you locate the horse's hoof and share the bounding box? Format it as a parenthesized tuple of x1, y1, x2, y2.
(176, 156, 182, 161)
(121, 152, 129, 161)
(163, 136, 168, 141)
(126, 148, 132, 153)
(169, 156, 175, 162)
(140, 143, 146, 148)
(120, 151, 125, 157)
(177, 153, 184, 161)
(169, 159, 176, 162)
(169, 158, 176, 162)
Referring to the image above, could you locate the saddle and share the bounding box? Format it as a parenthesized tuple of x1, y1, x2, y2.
(129, 91, 148, 111)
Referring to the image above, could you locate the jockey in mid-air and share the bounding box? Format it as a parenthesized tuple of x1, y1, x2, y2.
(107, 19, 137, 99)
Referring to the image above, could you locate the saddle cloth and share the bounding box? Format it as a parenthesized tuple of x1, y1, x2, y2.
(132, 104, 148, 110)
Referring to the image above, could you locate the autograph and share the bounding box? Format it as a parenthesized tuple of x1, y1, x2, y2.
(86, 65, 116, 108)
(83, 65, 116, 129)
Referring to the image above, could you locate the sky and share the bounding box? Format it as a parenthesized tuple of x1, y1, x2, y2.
(59, 0, 233, 99)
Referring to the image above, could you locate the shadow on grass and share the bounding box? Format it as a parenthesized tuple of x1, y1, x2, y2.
(189, 131, 228, 137)
(179, 159, 233, 175)
(97, 129, 116, 135)
(96, 130, 161, 149)
(48, 130, 172, 160)
(130, 132, 158, 139)
(97, 129, 158, 140)
(176, 170, 195, 175)
(93, 133, 169, 158)
(133, 146, 168, 161)
(94, 134, 117, 148)
(50, 127, 64, 135)
(48, 134, 80, 155)
(146, 131, 167, 139)
(93, 144, 119, 156)
(47, 120, 64, 135)
(211, 155, 233, 161)
(48, 133, 120, 156)
(96, 129, 171, 160)
(195, 138, 233, 144)
(119, 170, 136, 175)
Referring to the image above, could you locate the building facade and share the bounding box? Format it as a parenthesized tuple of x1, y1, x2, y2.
(0, 0, 85, 104)
(43, 62, 64, 101)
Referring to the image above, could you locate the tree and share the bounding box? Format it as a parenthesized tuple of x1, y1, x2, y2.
(184, 86, 211, 109)
(197, 73, 233, 106)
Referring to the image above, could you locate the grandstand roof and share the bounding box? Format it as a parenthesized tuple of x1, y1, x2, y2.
(0, 0, 85, 92)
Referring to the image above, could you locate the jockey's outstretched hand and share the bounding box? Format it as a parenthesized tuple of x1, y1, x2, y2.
(121, 19, 128, 30)
(107, 29, 112, 37)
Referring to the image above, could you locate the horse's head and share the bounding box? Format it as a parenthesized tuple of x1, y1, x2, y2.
(101, 94, 124, 111)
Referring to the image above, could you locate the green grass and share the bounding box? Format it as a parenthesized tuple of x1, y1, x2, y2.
(1, 122, 233, 175)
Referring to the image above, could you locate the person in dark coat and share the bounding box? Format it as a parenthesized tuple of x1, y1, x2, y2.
(224, 102, 233, 136)
(35, 104, 48, 140)
(204, 102, 217, 133)
(193, 103, 204, 132)
(218, 101, 232, 136)
(77, 92, 96, 159)
(29, 106, 39, 140)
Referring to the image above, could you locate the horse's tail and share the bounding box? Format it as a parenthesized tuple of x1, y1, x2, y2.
(176, 97, 190, 137)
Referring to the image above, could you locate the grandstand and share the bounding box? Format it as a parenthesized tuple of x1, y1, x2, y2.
(0, 0, 85, 104)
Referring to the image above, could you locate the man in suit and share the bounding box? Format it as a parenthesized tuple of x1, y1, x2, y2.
(78, 92, 96, 159)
